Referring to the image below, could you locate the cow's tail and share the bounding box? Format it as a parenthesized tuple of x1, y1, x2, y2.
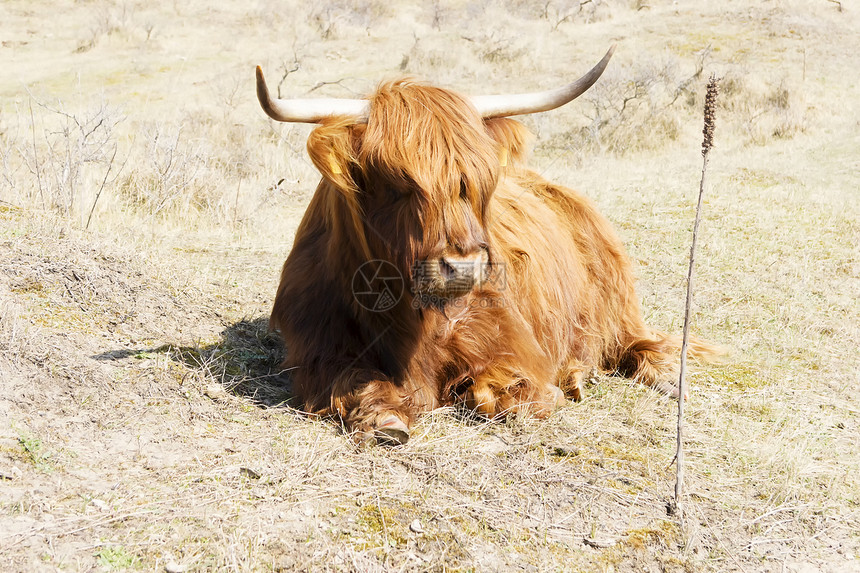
(618, 331, 727, 398)
(652, 330, 727, 362)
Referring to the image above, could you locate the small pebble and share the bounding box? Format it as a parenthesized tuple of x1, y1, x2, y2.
(583, 536, 619, 549)
(204, 384, 227, 400)
(91, 499, 109, 512)
(0, 466, 22, 481)
(239, 467, 261, 480)
(409, 519, 424, 534)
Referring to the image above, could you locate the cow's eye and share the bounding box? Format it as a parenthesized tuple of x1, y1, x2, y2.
(385, 185, 402, 201)
(459, 179, 468, 201)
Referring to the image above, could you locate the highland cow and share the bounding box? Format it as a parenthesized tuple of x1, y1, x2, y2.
(256, 46, 717, 444)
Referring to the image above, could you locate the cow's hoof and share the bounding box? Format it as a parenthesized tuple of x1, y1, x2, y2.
(650, 379, 688, 401)
(373, 416, 410, 446)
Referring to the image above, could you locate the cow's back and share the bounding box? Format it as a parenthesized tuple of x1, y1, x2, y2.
(490, 171, 648, 374)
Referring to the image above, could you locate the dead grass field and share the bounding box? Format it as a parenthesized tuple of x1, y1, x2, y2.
(1, 0, 858, 571)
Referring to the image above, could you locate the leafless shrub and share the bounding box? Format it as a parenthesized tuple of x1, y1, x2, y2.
(0, 111, 23, 200)
(12, 97, 125, 217)
(2, 97, 261, 228)
(533, 47, 805, 157)
(207, 121, 255, 183)
(276, 52, 301, 99)
(462, 32, 526, 64)
(117, 123, 208, 218)
(309, 0, 388, 39)
(75, 1, 135, 53)
(720, 72, 808, 145)
(109, 110, 301, 228)
(429, 0, 446, 30)
(310, 7, 340, 40)
(539, 0, 617, 27)
(552, 59, 687, 155)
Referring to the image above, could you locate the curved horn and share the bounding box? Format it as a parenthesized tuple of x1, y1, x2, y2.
(470, 45, 615, 119)
(255, 66, 369, 123)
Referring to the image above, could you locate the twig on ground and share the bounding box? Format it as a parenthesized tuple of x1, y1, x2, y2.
(232, 177, 242, 228)
(86, 143, 121, 230)
(28, 97, 45, 209)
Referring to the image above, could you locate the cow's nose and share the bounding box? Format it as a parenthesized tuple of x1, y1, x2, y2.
(437, 250, 486, 294)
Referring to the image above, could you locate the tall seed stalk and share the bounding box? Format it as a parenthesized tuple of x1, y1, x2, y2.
(675, 75, 719, 512)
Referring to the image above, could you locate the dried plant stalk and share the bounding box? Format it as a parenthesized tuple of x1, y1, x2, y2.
(675, 74, 719, 511)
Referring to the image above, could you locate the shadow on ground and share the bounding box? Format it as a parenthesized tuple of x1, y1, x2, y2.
(93, 316, 293, 408)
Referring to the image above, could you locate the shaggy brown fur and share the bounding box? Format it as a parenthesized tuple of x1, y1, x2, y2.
(270, 78, 719, 441)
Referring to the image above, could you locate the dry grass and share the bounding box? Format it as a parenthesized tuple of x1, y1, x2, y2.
(1, 0, 859, 571)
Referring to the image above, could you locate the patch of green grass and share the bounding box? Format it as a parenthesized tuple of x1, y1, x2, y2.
(132, 350, 162, 360)
(356, 504, 407, 547)
(728, 167, 799, 189)
(548, 445, 582, 459)
(9, 279, 44, 294)
(699, 363, 769, 391)
(95, 546, 137, 570)
(624, 519, 681, 551)
(726, 401, 775, 420)
(18, 432, 54, 472)
(0, 204, 22, 215)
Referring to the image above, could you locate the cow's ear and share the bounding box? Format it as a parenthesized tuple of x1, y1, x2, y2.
(484, 118, 533, 167)
(307, 119, 365, 192)
(306, 119, 373, 260)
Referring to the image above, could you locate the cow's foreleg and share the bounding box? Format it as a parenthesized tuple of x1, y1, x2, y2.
(462, 363, 564, 419)
(557, 360, 591, 402)
(331, 374, 415, 445)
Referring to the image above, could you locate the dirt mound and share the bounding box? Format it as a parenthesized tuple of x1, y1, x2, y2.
(0, 224, 280, 569)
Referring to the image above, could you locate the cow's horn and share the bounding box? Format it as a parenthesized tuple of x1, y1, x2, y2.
(256, 66, 369, 123)
(470, 45, 615, 119)
(256, 45, 613, 123)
